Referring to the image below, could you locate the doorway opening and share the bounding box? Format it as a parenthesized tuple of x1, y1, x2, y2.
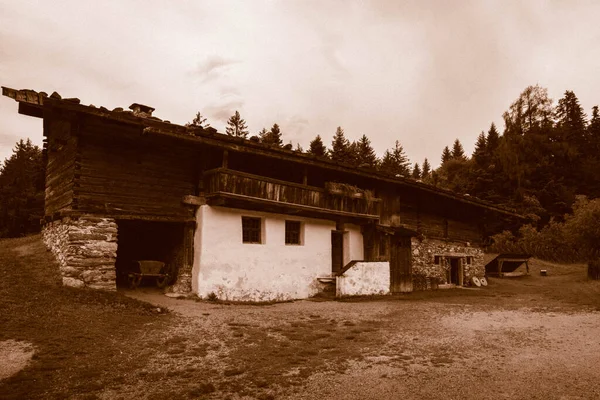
(447, 257, 463, 286)
(331, 230, 344, 274)
(115, 220, 184, 288)
(390, 234, 413, 293)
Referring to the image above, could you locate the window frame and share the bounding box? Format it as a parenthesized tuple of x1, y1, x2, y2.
(285, 220, 302, 245)
(242, 216, 262, 244)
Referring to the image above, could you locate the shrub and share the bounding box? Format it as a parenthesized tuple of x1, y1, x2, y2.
(489, 196, 600, 263)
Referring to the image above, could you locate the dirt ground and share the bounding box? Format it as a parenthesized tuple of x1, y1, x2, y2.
(1, 235, 600, 400)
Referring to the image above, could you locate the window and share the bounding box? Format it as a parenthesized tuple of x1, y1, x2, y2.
(285, 220, 302, 245)
(242, 217, 262, 244)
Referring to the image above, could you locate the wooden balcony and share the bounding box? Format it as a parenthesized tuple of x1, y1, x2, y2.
(203, 168, 381, 220)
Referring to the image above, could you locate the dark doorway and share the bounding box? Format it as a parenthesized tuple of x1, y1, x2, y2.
(447, 257, 463, 285)
(331, 230, 344, 274)
(390, 234, 412, 293)
(115, 220, 184, 288)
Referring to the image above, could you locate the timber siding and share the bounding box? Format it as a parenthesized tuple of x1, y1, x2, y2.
(44, 118, 77, 216)
(204, 168, 382, 220)
(74, 117, 198, 221)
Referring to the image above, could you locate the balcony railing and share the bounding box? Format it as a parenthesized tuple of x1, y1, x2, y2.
(203, 168, 381, 219)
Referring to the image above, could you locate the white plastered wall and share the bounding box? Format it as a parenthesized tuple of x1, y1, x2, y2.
(343, 223, 364, 266)
(336, 262, 390, 297)
(192, 205, 337, 301)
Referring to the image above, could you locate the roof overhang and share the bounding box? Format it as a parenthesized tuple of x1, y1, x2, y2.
(2, 85, 527, 221)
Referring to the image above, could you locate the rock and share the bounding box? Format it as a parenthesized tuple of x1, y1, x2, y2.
(68, 233, 107, 241)
(60, 266, 81, 277)
(62, 277, 85, 288)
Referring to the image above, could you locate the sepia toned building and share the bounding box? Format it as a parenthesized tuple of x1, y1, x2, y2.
(2, 87, 524, 301)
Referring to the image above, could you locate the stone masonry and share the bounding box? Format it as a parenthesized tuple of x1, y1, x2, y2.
(42, 216, 117, 290)
(411, 237, 484, 286)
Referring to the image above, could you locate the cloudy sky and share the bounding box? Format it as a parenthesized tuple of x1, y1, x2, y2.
(1, 0, 600, 167)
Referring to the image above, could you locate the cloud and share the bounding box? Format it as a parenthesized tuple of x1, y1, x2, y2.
(192, 56, 240, 83)
(205, 99, 245, 124)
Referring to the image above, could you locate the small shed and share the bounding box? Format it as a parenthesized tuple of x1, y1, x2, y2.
(484, 253, 531, 277)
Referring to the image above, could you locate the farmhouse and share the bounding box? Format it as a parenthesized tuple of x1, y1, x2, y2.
(2, 86, 524, 301)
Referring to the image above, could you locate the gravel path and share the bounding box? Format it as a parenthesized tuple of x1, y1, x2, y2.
(128, 288, 600, 400)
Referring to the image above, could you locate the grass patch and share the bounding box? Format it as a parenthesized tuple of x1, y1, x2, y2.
(0, 235, 174, 400)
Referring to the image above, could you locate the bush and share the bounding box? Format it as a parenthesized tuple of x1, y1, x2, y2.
(489, 196, 600, 263)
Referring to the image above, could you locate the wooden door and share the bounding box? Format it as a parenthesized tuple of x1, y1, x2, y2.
(331, 230, 344, 274)
(390, 234, 413, 293)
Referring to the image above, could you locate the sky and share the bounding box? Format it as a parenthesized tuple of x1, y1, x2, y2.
(1, 0, 600, 168)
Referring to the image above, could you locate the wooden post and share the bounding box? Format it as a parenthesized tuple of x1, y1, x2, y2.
(498, 259, 504, 278)
(302, 167, 308, 185)
(172, 221, 196, 294)
(222, 150, 229, 169)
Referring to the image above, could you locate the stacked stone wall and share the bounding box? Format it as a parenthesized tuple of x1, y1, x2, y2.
(42, 216, 117, 290)
(411, 237, 484, 287)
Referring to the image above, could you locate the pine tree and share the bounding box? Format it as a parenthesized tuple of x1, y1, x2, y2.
(555, 90, 587, 154)
(412, 163, 421, 180)
(555, 90, 587, 134)
(472, 131, 487, 166)
(441, 146, 452, 164)
(257, 128, 269, 142)
(391, 141, 410, 176)
(379, 150, 396, 175)
(186, 111, 210, 129)
(486, 123, 500, 153)
(379, 141, 410, 177)
(422, 158, 431, 179)
(347, 141, 360, 165)
(451, 139, 466, 160)
(225, 111, 249, 138)
(588, 106, 600, 150)
(583, 106, 600, 197)
(330, 127, 352, 163)
(295, 143, 303, 153)
(355, 134, 377, 168)
(260, 123, 283, 147)
(308, 135, 327, 157)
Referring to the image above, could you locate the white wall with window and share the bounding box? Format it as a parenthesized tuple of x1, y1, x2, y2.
(192, 205, 336, 301)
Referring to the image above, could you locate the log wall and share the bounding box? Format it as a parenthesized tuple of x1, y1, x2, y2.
(44, 117, 77, 216)
(74, 117, 198, 221)
(377, 186, 483, 244)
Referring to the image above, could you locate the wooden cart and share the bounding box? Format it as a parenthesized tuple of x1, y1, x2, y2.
(127, 260, 171, 289)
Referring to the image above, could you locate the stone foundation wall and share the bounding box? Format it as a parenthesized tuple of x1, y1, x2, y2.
(42, 216, 118, 290)
(411, 237, 484, 286)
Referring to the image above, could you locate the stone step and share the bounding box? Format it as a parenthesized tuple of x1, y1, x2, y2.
(317, 276, 336, 284)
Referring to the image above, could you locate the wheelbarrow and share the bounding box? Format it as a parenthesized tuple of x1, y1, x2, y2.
(127, 260, 171, 289)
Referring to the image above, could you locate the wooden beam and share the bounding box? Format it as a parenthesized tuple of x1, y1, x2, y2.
(222, 150, 228, 168)
(206, 192, 380, 220)
(182, 195, 205, 206)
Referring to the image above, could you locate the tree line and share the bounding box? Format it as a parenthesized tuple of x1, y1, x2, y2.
(3, 84, 600, 243)
(431, 85, 600, 227)
(0, 139, 45, 237)
(189, 111, 425, 179)
(192, 84, 600, 228)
